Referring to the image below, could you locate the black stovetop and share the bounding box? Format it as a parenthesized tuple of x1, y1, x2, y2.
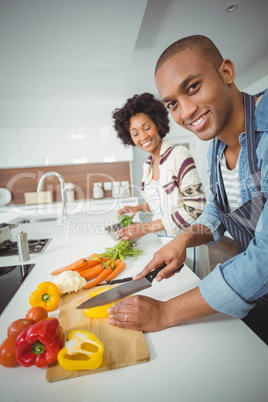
(0, 263, 35, 314)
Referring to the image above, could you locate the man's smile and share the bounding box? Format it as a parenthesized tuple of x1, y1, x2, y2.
(188, 111, 209, 130)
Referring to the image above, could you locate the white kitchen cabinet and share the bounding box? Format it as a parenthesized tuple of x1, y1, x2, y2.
(19, 127, 77, 167)
(75, 126, 133, 163)
(0, 128, 22, 167)
(0, 125, 133, 168)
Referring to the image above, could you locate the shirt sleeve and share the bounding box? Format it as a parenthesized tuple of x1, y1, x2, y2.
(162, 146, 206, 236)
(199, 199, 268, 318)
(194, 190, 226, 243)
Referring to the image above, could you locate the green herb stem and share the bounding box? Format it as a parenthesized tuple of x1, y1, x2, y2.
(100, 240, 143, 268)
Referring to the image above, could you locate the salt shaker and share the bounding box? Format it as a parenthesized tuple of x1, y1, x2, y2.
(17, 230, 30, 262)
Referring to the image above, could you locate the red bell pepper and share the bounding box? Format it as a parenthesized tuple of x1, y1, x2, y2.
(15, 318, 64, 368)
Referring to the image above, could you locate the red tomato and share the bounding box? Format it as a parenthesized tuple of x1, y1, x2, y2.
(25, 306, 48, 323)
(0, 337, 18, 367)
(7, 319, 33, 339)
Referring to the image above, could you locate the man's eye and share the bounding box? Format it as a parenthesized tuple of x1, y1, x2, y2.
(167, 101, 177, 110)
(188, 82, 199, 94)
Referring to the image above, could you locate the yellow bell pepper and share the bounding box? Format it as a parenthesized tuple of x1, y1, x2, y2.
(83, 286, 130, 319)
(29, 281, 60, 311)
(57, 330, 104, 371)
(83, 286, 114, 318)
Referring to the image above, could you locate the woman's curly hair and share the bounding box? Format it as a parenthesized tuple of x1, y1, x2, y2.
(112, 92, 170, 146)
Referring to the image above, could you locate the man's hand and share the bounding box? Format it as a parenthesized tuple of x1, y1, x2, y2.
(108, 295, 168, 332)
(133, 236, 187, 282)
(108, 288, 218, 332)
(133, 224, 213, 282)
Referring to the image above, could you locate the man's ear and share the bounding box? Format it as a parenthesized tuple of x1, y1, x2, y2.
(218, 59, 236, 84)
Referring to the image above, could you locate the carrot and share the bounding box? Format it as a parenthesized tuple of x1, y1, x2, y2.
(105, 261, 126, 282)
(76, 258, 102, 272)
(51, 253, 101, 275)
(79, 263, 105, 281)
(101, 257, 110, 264)
(101, 257, 121, 269)
(51, 258, 87, 275)
(86, 253, 100, 261)
(84, 266, 113, 289)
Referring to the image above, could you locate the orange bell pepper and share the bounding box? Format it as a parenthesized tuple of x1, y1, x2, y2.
(29, 281, 60, 311)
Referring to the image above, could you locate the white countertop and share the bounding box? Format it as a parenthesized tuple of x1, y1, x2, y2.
(0, 202, 268, 402)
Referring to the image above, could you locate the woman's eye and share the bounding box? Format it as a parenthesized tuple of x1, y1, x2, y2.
(144, 126, 150, 131)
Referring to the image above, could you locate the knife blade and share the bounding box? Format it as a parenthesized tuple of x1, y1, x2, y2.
(76, 263, 184, 309)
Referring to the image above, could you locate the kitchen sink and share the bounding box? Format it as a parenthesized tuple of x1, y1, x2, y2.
(9, 215, 58, 224)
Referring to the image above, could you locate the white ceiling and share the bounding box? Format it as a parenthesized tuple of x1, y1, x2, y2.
(0, 0, 268, 101)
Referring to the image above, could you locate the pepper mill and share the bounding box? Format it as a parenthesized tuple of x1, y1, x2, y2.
(17, 230, 30, 262)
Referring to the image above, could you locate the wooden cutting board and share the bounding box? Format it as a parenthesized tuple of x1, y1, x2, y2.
(46, 287, 150, 382)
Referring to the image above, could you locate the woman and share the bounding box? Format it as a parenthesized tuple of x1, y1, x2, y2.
(112, 92, 209, 278)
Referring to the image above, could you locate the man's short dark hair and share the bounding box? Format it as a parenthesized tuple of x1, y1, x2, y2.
(155, 35, 224, 74)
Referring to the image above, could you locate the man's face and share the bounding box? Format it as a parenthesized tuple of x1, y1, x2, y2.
(155, 49, 234, 142)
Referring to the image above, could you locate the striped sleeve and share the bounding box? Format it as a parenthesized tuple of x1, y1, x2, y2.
(162, 148, 206, 235)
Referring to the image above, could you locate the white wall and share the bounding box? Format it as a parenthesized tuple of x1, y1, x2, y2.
(0, 97, 133, 168)
(0, 98, 124, 128)
(242, 74, 268, 94)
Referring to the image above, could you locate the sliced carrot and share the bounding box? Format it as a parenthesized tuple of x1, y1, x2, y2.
(51, 258, 87, 275)
(79, 263, 105, 281)
(84, 266, 113, 289)
(105, 261, 126, 282)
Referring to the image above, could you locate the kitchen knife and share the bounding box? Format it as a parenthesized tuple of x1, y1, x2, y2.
(76, 263, 184, 309)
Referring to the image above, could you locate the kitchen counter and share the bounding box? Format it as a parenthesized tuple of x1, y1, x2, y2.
(0, 202, 268, 402)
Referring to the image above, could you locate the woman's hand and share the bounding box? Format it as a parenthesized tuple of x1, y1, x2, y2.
(116, 219, 164, 240)
(133, 236, 187, 282)
(116, 222, 151, 240)
(108, 295, 168, 332)
(117, 205, 138, 219)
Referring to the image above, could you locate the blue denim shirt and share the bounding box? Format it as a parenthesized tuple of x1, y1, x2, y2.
(197, 89, 268, 318)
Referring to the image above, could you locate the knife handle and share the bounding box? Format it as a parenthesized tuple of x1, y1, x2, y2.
(106, 263, 184, 285)
(145, 263, 184, 283)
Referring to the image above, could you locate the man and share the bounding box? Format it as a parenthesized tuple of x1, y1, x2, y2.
(108, 35, 268, 344)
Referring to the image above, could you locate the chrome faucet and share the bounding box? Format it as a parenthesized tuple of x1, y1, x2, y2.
(37, 171, 67, 218)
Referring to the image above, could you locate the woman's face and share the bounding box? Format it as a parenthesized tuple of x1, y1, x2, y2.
(129, 113, 162, 155)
